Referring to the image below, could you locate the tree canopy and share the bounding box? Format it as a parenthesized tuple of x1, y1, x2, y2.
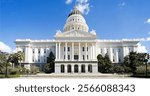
(44, 51, 55, 73)
(123, 51, 149, 74)
(97, 54, 112, 73)
(8, 51, 24, 67)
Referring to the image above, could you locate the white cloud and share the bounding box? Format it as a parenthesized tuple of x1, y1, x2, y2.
(137, 43, 147, 53)
(147, 37, 150, 41)
(149, 32, 150, 35)
(65, 0, 73, 5)
(145, 18, 150, 24)
(76, 0, 88, 4)
(118, 2, 126, 7)
(76, 3, 90, 15)
(90, 29, 96, 35)
(0, 41, 12, 53)
(75, 0, 90, 15)
(65, 0, 91, 15)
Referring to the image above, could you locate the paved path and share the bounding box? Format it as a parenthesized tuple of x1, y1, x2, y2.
(19, 73, 136, 79)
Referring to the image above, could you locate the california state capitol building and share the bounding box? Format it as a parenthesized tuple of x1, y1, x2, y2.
(15, 8, 139, 74)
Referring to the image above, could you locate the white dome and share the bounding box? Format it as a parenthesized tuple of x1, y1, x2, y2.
(64, 8, 89, 32)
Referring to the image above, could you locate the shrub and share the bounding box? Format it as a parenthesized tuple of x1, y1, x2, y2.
(136, 65, 150, 74)
(112, 64, 125, 74)
(9, 67, 19, 75)
(44, 63, 52, 73)
(30, 66, 40, 74)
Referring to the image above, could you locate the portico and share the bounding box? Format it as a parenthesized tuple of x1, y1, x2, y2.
(55, 42, 97, 61)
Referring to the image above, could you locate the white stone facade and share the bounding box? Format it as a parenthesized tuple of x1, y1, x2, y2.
(15, 8, 139, 73)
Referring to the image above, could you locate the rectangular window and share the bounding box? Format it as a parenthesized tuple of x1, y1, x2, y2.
(87, 55, 89, 60)
(113, 49, 115, 53)
(74, 55, 78, 60)
(32, 56, 34, 62)
(83, 55, 85, 60)
(68, 55, 70, 60)
(68, 47, 70, 52)
(119, 58, 121, 62)
(33, 49, 35, 53)
(82, 47, 85, 51)
(64, 47, 65, 51)
(44, 56, 46, 63)
(87, 47, 88, 51)
(118, 49, 121, 53)
(44, 49, 46, 53)
(64, 55, 65, 59)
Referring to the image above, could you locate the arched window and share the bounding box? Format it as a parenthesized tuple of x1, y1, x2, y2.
(61, 65, 65, 73)
(81, 65, 85, 73)
(67, 65, 71, 73)
(88, 65, 92, 73)
(74, 65, 78, 73)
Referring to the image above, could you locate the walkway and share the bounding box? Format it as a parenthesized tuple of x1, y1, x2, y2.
(19, 73, 134, 79)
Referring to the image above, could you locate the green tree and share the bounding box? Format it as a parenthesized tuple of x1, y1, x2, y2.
(128, 51, 138, 74)
(123, 56, 131, 73)
(123, 52, 148, 74)
(97, 54, 112, 73)
(97, 54, 105, 72)
(44, 51, 55, 73)
(112, 64, 125, 74)
(104, 54, 112, 73)
(16, 51, 24, 67)
(0, 52, 8, 73)
(8, 51, 24, 67)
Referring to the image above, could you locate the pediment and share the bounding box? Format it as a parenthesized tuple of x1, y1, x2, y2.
(55, 30, 96, 38)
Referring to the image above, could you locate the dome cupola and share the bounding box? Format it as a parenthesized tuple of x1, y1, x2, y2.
(68, 7, 83, 17)
(64, 7, 89, 32)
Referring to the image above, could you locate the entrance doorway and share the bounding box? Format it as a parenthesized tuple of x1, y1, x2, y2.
(74, 65, 78, 73)
(81, 65, 85, 73)
(88, 65, 92, 73)
(67, 65, 71, 73)
(61, 65, 65, 73)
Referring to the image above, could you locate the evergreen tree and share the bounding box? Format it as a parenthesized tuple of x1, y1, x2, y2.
(44, 51, 55, 73)
(97, 54, 112, 73)
(104, 54, 112, 73)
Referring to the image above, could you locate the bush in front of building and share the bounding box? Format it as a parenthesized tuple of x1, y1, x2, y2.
(111, 64, 125, 74)
(30, 66, 40, 74)
(44, 63, 51, 73)
(136, 65, 150, 74)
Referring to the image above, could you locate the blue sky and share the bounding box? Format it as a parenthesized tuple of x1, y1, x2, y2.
(0, 0, 150, 53)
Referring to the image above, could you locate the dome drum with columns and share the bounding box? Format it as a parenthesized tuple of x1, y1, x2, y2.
(15, 8, 139, 74)
(63, 8, 89, 32)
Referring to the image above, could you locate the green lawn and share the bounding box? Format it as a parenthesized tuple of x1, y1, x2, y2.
(0, 74, 20, 78)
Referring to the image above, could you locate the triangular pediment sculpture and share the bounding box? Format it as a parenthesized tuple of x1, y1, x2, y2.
(55, 30, 96, 38)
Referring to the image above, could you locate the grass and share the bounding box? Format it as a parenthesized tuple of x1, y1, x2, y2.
(0, 74, 20, 78)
